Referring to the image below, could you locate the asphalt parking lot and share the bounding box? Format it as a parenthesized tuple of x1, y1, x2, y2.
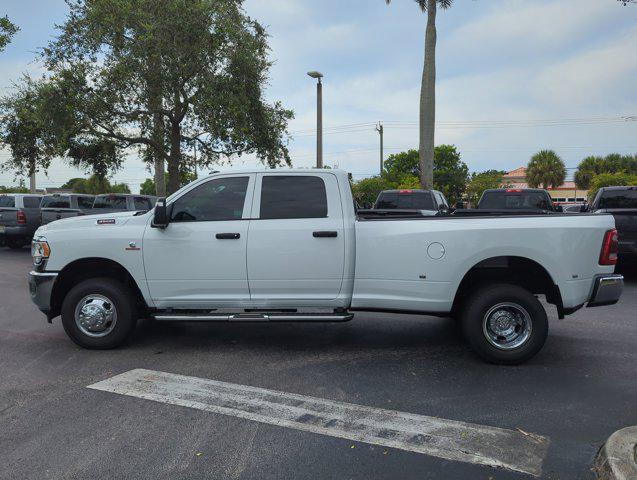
(1, 246, 635, 480)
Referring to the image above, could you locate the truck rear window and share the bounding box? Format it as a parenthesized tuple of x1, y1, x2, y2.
(41, 196, 71, 208)
(479, 192, 552, 210)
(0, 196, 15, 207)
(599, 189, 637, 209)
(375, 192, 434, 210)
(93, 196, 127, 210)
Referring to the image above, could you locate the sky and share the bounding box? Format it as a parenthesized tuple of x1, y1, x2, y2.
(1, 0, 636, 193)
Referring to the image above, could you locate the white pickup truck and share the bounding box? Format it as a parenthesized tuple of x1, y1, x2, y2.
(28, 169, 624, 364)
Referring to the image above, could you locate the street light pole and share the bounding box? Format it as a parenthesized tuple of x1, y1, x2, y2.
(307, 71, 324, 168)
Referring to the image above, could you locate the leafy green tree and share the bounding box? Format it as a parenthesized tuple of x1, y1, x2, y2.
(0, 185, 29, 193)
(466, 170, 508, 206)
(0, 16, 19, 53)
(383, 145, 468, 204)
(526, 150, 566, 189)
(433, 144, 468, 204)
(66, 138, 123, 185)
(0, 78, 60, 189)
(588, 172, 637, 201)
(574, 153, 637, 189)
(60, 177, 90, 193)
(140, 170, 197, 195)
(351, 176, 394, 208)
(385, 0, 453, 189)
(44, 0, 293, 195)
(139, 179, 155, 196)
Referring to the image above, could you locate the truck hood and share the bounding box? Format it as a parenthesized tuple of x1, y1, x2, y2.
(36, 210, 140, 234)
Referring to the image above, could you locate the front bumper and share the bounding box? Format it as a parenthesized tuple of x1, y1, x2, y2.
(28, 271, 58, 317)
(587, 274, 624, 308)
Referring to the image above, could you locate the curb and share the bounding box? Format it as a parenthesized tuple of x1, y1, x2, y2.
(595, 426, 637, 480)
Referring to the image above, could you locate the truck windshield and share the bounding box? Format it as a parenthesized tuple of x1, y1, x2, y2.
(479, 191, 553, 211)
(0, 196, 15, 207)
(598, 189, 637, 209)
(41, 196, 71, 208)
(93, 196, 127, 210)
(375, 192, 434, 210)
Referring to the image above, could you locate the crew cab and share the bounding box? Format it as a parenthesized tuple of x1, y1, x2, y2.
(0, 193, 43, 249)
(28, 170, 624, 364)
(585, 186, 637, 263)
(40, 194, 95, 225)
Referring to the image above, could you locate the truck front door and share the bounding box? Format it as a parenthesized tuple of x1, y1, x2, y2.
(143, 174, 255, 308)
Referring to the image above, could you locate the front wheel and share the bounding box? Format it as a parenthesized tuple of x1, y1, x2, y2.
(61, 277, 137, 349)
(461, 284, 548, 365)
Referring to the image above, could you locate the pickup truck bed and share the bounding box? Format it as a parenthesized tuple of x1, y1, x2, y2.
(28, 170, 624, 364)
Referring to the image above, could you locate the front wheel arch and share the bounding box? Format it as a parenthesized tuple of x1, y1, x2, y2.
(50, 257, 147, 320)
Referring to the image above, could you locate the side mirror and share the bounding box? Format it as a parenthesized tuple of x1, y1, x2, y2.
(152, 198, 169, 228)
(555, 205, 563, 213)
(580, 204, 589, 213)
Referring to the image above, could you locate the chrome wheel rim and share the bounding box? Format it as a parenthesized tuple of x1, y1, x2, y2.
(74, 294, 118, 337)
(482, 302, 532, 350)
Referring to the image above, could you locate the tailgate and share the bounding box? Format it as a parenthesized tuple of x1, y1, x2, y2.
(610, 210, 637, 233)
(41, 208, 84, 224)
(0, 208, 19, 229)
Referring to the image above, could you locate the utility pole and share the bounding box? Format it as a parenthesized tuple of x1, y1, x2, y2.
(376, 122, 384, 174)
(307, 71, 324, 168)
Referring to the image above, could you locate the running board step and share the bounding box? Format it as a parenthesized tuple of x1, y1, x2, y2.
(152, 312, 354, 323)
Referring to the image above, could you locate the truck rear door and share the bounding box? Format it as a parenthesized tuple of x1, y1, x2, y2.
(246, 173, 345, 303)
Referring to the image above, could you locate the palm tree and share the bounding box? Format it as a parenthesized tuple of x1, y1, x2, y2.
(526, 150, 567, 189)
(385, 0, 453, 189)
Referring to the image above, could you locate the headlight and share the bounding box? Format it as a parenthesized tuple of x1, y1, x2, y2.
(31, 237, 51, 266)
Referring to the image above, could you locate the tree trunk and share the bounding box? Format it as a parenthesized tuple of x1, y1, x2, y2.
(167, 119, 181, 194)
(419, 0, 437, 190)
(147, 66, 166, 197)
(29, 170, 36, 194)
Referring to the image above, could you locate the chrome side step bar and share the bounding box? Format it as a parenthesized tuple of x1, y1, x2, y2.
(152, 312, 354, 323)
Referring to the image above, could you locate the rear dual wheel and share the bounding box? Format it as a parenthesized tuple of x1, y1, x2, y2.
(461, 284, 548, 365)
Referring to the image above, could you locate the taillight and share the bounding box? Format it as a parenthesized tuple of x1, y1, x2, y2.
(599, 229, 618, 265)
(17, 211, 27, 224)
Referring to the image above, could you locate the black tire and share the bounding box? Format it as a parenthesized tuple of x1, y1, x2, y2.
(61, 277, 137, 349)
(6, 238, 26, 249)
(461, 284, 548, 365)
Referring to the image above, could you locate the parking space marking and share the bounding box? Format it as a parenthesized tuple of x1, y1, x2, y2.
(88, 369, 548, 476)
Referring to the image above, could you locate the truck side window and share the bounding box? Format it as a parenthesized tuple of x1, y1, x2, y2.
(259, 176, 327, 219)
(78, 197, 94, 209)
(23, 197, 41, 208)
(133, 197, 152, 211)
(171, 176, 249, 222)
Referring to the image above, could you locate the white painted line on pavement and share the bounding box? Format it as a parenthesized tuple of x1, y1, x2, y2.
(88, 369, 549, 476)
